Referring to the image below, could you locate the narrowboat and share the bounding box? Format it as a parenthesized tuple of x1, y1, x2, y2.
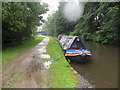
(58, 35, 92, 63)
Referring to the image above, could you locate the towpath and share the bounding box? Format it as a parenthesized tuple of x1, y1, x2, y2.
(1, 36, 50, 88)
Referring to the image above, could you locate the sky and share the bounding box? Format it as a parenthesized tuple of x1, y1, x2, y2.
(41, 0, 60, 20)
(41, 0, 80, 20)
(38, 0, 119, 30)
(37, 0, 60, 30)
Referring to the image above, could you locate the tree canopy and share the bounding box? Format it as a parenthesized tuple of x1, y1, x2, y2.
(44, 2, 119, 45)
(2, 2, 48, 47)
(43, 2, 77, 37)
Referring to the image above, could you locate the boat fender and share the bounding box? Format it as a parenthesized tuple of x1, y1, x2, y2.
(81, 50, 86, 56)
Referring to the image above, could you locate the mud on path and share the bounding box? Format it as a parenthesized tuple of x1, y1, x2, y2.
(1, 36, 50, 88)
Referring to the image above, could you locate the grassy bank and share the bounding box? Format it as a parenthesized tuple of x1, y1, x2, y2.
(2, 35, 44, 73)
(45, 37, 78, 88)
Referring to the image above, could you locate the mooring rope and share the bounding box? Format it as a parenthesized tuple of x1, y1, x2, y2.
(53, 56, 64, 61)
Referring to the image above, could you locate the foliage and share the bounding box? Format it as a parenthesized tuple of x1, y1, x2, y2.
(72, 2, 119, 45)
(44, 2, 119, 45)
(2, 2, 48, 47)
(43, 2, 77, 37)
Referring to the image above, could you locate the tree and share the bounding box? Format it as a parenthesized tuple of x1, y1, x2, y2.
(2, 2, 48, 47)
(44, 2, 77, 37)
(70, 2, 119, 45)
(44, 2, 119, 45)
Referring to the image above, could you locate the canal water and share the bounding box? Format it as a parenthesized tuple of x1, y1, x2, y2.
(70, 40, 118, 88)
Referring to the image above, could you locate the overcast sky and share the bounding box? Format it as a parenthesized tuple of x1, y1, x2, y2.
(41, 0, 80, 20)
(41, 0, 60, 20)
(40, 0, 119, 24)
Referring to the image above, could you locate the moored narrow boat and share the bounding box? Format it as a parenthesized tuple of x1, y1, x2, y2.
(58, 35, 92, 63)
(65, 49, 92, 62)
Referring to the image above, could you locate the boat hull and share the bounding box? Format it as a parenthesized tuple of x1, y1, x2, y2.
(65, 55, 90, 63)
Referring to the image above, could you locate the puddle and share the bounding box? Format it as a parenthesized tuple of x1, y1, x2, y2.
(38, 49, 46, 53)
(43, 61, 52, 69)
(38, 43, 43, 45)
(40, 54, 50, 59)
(35, 45, 44, 48)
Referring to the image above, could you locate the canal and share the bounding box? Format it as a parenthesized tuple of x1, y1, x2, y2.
(70, 40, 118, 88)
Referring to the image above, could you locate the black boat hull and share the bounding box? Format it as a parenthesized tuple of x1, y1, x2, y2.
(65, 55, 90, 63)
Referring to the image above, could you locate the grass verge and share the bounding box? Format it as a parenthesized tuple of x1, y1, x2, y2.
(0, 51, 2, 74)
(2, 35, 44, 73)
(45, 37, 78, 88)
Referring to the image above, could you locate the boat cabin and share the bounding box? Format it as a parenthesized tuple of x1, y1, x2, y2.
(58, 35, 85, 50)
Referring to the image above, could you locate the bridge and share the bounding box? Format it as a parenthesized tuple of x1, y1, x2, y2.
(36, 31, 48, 35)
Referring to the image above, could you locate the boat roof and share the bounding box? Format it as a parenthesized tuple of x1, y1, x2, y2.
(59, 35, 81, 50)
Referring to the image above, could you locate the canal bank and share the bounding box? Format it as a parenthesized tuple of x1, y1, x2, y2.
(2, 36, 92, 88)
(43, 36, 95, 88)
(3, 35, 112, 88)
(42, 37, 78, 88)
